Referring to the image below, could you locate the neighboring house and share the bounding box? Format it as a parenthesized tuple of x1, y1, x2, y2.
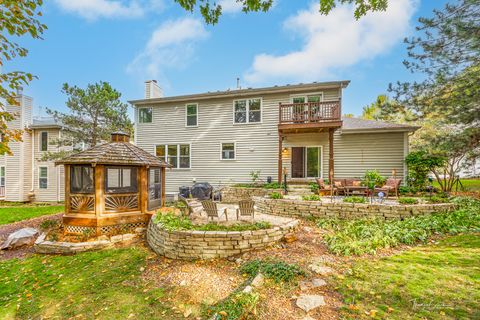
(0, 89, 66, 202)
(130, 80, 419, 194)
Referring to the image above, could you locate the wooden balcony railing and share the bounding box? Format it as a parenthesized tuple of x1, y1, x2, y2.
(279, 101, 341, 125)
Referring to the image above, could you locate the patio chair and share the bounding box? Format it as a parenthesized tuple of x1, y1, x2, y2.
(236, 199, 255, 221)
(375, 178, 402, 198)
(316, 178, 337, 196)
(201, 200, 228, 221)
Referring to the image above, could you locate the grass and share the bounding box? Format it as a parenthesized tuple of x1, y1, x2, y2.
(0, 204, 64, 225)
(433, 178, 480, 192)
(153, 213, 271, 232)
(398, 197, 419, 205)
(334, 233, 480, 319)
(240, 259, 306, 283)
(316, 197, 480, 255)
(203, 292, 260, 320)
(0, 247, 182, 320)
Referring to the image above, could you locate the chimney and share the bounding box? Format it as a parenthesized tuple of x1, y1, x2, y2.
(111, 131, 130, 143)
(145, 80, 163, 99)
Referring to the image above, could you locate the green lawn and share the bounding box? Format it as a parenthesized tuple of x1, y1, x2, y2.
(334, 234, 480, 320)
(432, 179, 480, 192)
(0, 205, 64, 225)
(0, 247, 182, 320)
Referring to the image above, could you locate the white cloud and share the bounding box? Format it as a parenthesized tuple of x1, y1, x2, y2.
(245, 0, 417, 83)
(54, 0, 146, 20)
(127, 18, 209, 79)
(218, 0, 243, 13)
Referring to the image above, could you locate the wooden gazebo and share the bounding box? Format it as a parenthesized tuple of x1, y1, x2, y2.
(56, 132, 171, 235)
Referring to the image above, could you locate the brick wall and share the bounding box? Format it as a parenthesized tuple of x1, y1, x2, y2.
(147, 217, 298, 260)
(254, 197, 456, 220)
(222, 187, 283, 203)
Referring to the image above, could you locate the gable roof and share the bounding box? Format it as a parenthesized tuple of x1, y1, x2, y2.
(341, 117, 419, 133)
(30, 117, 62, 129)
(56, 142, 171, 167)
(129, 81, 350, 105)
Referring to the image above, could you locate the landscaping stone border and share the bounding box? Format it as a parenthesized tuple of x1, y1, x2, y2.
(254, 197, 456, 220)
(221, 186, 283, 203)
(147, 216, 299, 260)
(34, 229, 145, 254)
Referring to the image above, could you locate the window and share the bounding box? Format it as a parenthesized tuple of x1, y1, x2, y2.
(39, 167, 48, 189)
(70, 165, 94, 194)
(105, 167, 138, 193)
(155, 144, 190, 169)
(221, 142, 235, 160)
(0, 166, 5, 187)
(234, 98, 261, 124)
(139, 107, 152, 123)
(40, 132, 48, 151)
(186, 104, 198, 127)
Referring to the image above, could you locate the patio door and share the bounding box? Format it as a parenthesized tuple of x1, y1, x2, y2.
(305, 147, 321, 178)
(148, 167, 162, 210)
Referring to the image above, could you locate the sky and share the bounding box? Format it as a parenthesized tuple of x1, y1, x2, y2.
(7, 0, 449, 118)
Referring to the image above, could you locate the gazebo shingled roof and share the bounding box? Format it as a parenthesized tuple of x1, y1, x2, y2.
(56, 140, 171, 167)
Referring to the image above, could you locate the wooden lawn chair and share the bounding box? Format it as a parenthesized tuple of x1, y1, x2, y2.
(236, 200, 255, 221)
(201, 200, 228, 221)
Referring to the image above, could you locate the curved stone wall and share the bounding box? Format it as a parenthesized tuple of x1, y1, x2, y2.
(254, 197, 456, 220)
(147, 217, 298, 260)
(221, 187, 283, 203)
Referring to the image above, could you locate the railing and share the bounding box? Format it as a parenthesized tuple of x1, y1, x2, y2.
(70, 194, 95, 213)
(279, 101, 341, 125)
(105, 193, 139, 213)
(0, 186, 4, 198)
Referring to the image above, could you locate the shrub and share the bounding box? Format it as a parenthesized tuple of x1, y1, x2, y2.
(39, 219, 59, 230)
(302, 194, 322, 201)
(240, 259, 305, 283)
(398, 197, 419, 204)
(363, 170, 386, 188)
(309, 182, 319, 193)
(153, 213, 271, 232)
(249, 170, 261, 184)
(203, 292, 259, 320)
(315, 204, 480, 255)
(269, 192, 283, 199)
(263, 182, 281, 189)
(399, 185, 417, 195)
(425, 195, 450, 203)
(343, 196, 367, 204)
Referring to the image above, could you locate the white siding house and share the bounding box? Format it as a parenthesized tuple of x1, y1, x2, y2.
(130, 81, 418, 194)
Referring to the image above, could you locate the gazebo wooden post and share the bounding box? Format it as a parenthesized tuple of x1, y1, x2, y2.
(278, 132, 283, 184)
(94, 164, 105, 235)
(329, 128, 335, 198)
(139, 166, 148, 213)
(161, 167, 166, 207)
(64, 165, 71, 215)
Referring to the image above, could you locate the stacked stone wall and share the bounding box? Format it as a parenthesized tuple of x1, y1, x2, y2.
(222, 187, 283, 203)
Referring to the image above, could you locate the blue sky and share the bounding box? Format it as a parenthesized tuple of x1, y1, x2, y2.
(8, 0, 449, 118)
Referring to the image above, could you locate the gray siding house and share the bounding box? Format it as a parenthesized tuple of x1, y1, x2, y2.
(130, 81, 418, 194)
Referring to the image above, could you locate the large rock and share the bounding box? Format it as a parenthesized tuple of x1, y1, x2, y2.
(190, 182, 213, 200)
(296, 294, 326, 312)
(1, 228, 39, 250)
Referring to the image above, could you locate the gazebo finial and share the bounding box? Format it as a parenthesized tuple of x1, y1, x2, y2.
(111, 131, 130, 143)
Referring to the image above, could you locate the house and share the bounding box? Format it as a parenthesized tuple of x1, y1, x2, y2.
(0, 89, 66, 202)
(130, 80, 418, 195)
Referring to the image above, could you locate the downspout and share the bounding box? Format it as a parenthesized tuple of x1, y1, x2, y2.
(31, 128, 35, 193)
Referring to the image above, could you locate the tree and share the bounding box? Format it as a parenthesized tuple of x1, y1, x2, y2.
(174, 0, 388, 24)
(390, 0, 480, 191)
(361, 94, 415, 123)
(45, 82, 133, 159)
(0, 0, 47, 155)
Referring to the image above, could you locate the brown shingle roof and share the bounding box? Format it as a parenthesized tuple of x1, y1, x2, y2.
(341, 117, 420, 132)
(56, 142, 171, 167)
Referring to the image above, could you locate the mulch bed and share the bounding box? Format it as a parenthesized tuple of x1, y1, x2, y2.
(0, 213, 63, 261)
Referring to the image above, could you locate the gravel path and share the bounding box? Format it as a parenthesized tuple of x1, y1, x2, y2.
(0, 213, 63, 261)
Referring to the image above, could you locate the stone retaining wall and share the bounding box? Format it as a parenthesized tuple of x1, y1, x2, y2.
(222, 186, 283, 203)
(147, 216, 299, 260)
(254, 197, 456, 220)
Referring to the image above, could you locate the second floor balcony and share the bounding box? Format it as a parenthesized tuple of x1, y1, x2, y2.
(278, 101, 342, 132)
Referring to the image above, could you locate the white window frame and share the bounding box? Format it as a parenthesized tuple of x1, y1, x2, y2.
(289, 92, 324, 103)
(303, 145, 323, 179)
(154, 144, 191, 169)
(0, 166, 5, 187)
(39, 166, 48, 189)
(220, 142, 236, 160)
(138, 107, 153, 124)
(232, 98, 262, 124)
(185, 103, 198, 127)
(40, 131, 48, 152)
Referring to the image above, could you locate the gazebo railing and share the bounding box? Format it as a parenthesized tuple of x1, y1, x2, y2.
(105, 193, 139, 213)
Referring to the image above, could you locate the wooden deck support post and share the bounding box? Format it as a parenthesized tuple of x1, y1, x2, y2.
(329, 128, 334, 197)
(278, 132, 283, 184)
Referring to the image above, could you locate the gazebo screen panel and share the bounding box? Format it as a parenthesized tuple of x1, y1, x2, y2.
(148, 167, 162, 210)
(69, 165, 95, 213)
(105, 166, 138, 194)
